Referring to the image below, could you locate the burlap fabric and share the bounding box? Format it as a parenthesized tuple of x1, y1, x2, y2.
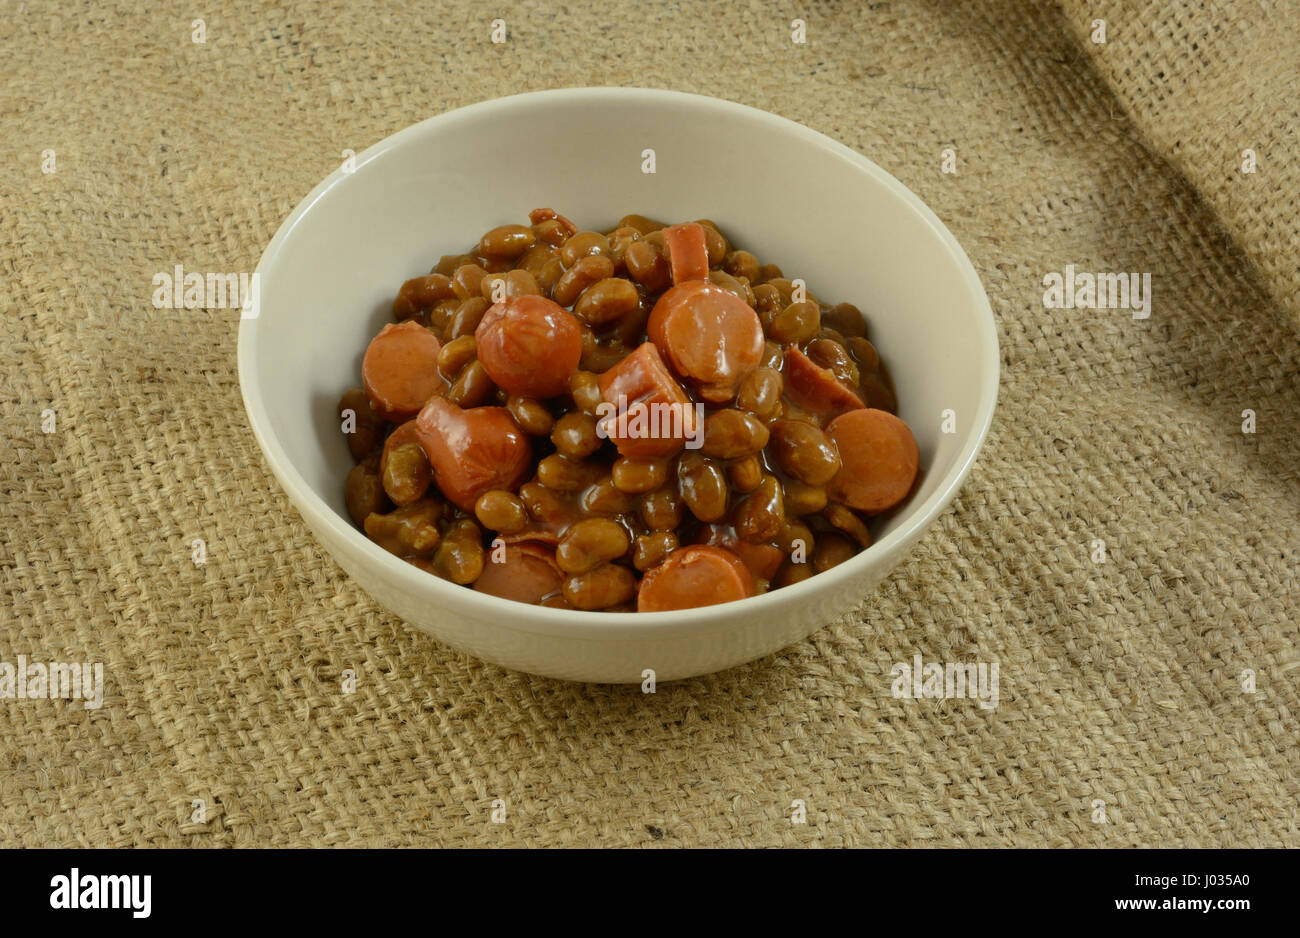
(1, 1, 1295, 847)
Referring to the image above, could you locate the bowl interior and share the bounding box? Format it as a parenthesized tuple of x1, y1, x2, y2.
(243, 88, 996, 618)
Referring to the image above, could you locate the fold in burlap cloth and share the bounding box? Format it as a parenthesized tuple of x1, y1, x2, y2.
(1, 1, 1296, 847)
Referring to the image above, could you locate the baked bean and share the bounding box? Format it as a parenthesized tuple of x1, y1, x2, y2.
(532, 219, 570, 247)
(364, 499, 442, 556)
(769, 300, 821, 345)
(813, 532, 857, 572)
(537, 453, 604, 493)
(639, 486, 683, 530)
(338, 387, 384, 461)
(727, 455, 763, 493)
(859, 370, 898, 413)
(823, 301, 868, 338)
(446, 360, 495, 408)
(503, 268, 541, 298)
(760, 340, 783, 369)
(432, 254, 470, 276)
(381, 441, 432, 506)
(529, 207, 579, 239)
(733, 474, 785, 543)
(606, 226, 641, 267)
(694, 221, 729, 266)
(807, 338, 859, 386)
(638, 545, 755, 611)
(569, 370, 604, 415)
(452, 263, 489, 301)
(553, 255, 615, 307)
(393, 273, 456, 319)
(474, 489, 528, 534)
(700, 409, 770, 460)
(516, 243, 557, 276)
(708, 269, 752, 305)
(623, 240, 672, 293)
(677, 453, 728, 522)
(437, 334, 477, 379)
(735, 366, 783, 421)
(632, 531, 678, 572)
(846, 336, 880, 372)
(557, 518, 630, 574)
(579, 339, 626, 373)
(617, 214, 665, 235)
(563, 562, 637, 610)
(581, 478, 634, 515)
(432, 518, 485, 584)
(536, 257, 565, 294)
(612, 456, 668, 494)
(753, 283, 783, 316)
(767, 418, 842, 485)
(776, 520, 815, 559)
(345, 463, 389, 524)
(506, 395, 554, 436)
(518, 480, 573, 526)
(479, 224, 536, 260)
(723, 250, 761, 283)
(559, 231, 611, 267)
(784, 480, 828, 516)
(773, 558, 813, 588)
(447, 297, 491, 340)
(551, 412, 602, 459)
(575, 277, 640, 325)
(825, 408, 918, 512)
(823, 503, 873, 548)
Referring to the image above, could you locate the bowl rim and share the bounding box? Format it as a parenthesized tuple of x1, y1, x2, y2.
(238, 86, 1000, 641)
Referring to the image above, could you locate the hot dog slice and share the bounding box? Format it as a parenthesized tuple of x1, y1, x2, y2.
(637, 545, 757, 612)
(362, 321, 443, 421)
(647, 281, 764, 402)
(414, 397, 532, 512)
(597, 342, 699, 459)
(475, 294, 583, 399)
(824, 408, 919, 513)
(783, 346, 865, 417)
(663, 222, 710, 285)
(473, 542, 564, 604)
(691, 524, 784, 581)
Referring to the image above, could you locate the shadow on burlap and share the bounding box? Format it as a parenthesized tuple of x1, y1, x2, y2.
(0, 0, 1295, 847)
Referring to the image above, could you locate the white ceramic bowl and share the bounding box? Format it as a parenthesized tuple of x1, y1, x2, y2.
(238, 87, 998, 683)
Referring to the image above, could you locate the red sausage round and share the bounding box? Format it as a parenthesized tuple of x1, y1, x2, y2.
(362, 321, 443, 421)
(414, 397, 532, 512)
(783, 346, 865, 416)
(597, 341, 699, 459)
(663, 222, 710, 285)
(475, 294, 583, 399)
(637, 544, 757, 611)
(647, 281, 764, 402)
(825, 408, 919, 513)
(474, 542, 564, 604)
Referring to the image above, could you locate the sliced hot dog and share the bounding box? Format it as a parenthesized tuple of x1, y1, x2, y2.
(528, 207, 578, 238)
(824, 408, 919, 513)
(475, 294, 583, 399)
(663, 222, 710, 285)
(647, 281, 764, 402)
(414, 397, 532, 512)
(637, 544, 757, 612)
(784, 346, 865, 417)
(690, 524, 784, 581)
(473, 542, 564, 604)
(362, 320, 443, 421)
(597, 341, 699, 459)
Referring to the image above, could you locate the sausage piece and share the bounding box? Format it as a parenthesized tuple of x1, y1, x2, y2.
(597, 341, 700, 459)
(637, 544, 756, 612)
(473, 542, 564, 604)
(783, 346, 865, 417)
(475, 294, 583, 399)
(663, 222, 710, 285)
(362, 321, 443, 421)
(647, 281, 764, 402)
(824, 408, 919, 513)
(414, 397, 532, 512)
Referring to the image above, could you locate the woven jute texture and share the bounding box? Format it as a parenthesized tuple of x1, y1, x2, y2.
(1, 0, 1296, 847)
